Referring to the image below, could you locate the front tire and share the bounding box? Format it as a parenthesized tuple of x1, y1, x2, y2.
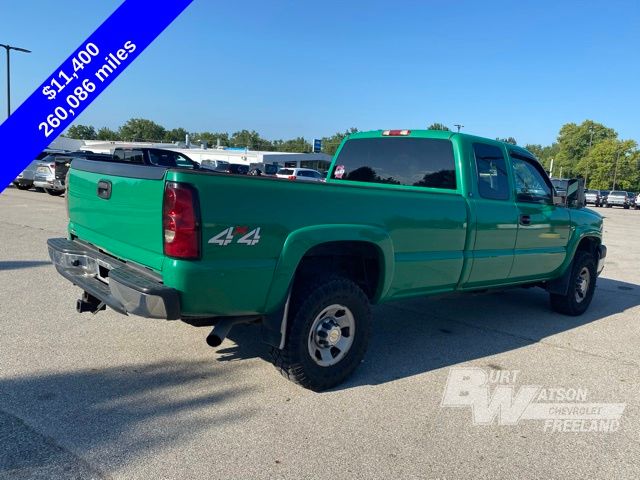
(550, 251, 597, 316)
(44, 188, 64, 196)
(15, 183, 31, 190)
(270, 276, 371, 391)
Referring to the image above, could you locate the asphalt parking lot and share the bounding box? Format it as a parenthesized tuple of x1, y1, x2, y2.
(1, 186, 639, 480)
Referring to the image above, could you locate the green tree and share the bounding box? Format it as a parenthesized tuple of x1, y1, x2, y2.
(96, 127, 119, 141)
(230, 129, 273, 150)
(578, 139, 639, 190)
(118, 118, 166, 142)
(321, 128, 359, 156)
(497, 137, 517, 145)
(191, 132, 229, 148)
(554, 120, 617, 178)
(272, 137, 311, 153)
(66, 124, 97, 140)
(164, 127, 189, 143)
(427, 122, 450, 131)
(523, 143, 559, 171)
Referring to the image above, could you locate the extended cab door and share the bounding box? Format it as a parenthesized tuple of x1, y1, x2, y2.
(465, 142, 519, 286)
(508, 153, 570, 280)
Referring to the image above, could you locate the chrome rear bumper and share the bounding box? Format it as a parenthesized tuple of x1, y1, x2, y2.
(47, 238, 180, 319)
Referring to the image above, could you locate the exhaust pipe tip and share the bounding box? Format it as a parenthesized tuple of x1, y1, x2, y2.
(204, 316, 259, 348)
(205, 333, 224, 348)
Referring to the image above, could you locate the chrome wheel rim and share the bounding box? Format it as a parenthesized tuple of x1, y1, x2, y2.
(308, 304, 355, 367)
(575, 267, 591, 303)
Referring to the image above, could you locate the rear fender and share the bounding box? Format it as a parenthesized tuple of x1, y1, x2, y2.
(261, 224, 394, 348)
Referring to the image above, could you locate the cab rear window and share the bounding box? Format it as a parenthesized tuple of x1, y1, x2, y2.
(330, 137, 456, 189)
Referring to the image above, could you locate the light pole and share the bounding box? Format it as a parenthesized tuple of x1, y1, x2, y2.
(0, 43, 31, 118)
(454, 124, 464, 132)
(585, 126, 594, 188)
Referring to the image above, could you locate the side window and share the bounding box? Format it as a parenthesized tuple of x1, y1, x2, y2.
(174, 153, 197, 169)
(113, 150, 125, 162)
(473, 143, 510, 200)
(511, 155, 552, 204)
(124, 150, 144, 164)
(148, 150, 175, 167)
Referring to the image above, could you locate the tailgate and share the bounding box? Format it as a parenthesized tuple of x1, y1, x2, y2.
(67, 159, 167, 272)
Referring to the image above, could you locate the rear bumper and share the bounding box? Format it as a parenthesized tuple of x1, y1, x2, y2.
(47, 238, 180, 320)
(34, 178, 64, 191)
(597, 245, 607, 275)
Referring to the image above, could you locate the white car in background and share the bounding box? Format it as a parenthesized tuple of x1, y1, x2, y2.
(276, 167, 325, 182)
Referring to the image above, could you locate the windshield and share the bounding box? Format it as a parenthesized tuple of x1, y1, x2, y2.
(610, 191, 626, 196)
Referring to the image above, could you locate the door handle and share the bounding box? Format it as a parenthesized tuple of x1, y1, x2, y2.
(519, 214, 531, 226)
(97, 180, 112, 199)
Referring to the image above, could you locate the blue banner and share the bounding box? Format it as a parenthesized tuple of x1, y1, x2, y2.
(0, 0, 193, 192)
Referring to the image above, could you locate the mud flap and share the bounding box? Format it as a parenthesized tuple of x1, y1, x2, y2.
(261, 289, 291, 349)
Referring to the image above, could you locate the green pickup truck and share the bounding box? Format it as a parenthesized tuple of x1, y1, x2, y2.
(48, 130, 606, 391)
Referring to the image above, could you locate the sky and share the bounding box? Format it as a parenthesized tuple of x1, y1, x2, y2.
(0, 0, 639, 146)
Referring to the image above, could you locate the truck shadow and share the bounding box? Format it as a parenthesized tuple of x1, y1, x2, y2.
(0, 360, 256, 475)
(223, 277, 640, 390)
(0, 260, 51, 271)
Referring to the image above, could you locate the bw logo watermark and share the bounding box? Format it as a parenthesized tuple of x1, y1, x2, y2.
(441, 367, 625, 432)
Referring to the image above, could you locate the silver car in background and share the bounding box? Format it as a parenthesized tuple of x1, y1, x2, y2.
(33, 154, 73, 196)
(276, 167, 326, 182)
(605, 190, 630, 209)
(13, 160, 41, 190)
(584, 189, 602, 207)
(13, 150, 63, 190)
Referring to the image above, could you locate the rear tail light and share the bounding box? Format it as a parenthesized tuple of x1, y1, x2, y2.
(163, 182, 200, 259)
(382, 129, 411, 136)
(288, 175, 297, 180)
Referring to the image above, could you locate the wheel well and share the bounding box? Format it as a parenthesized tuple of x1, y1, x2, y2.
(294, 241, 382, 300)
(576, 236, 600, 259)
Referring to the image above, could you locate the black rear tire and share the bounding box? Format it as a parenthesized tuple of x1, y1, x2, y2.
(550, 251, 597, 316)
(15, 184, 31, 190)
(270, 275, 371, 391)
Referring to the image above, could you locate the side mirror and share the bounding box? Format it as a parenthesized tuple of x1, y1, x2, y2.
(553, 195, 566, 206)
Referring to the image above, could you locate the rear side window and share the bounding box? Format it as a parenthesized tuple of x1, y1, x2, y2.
(473, 143, 510, 200)
(148, 150, 176, 167)
(113, 149, 144, 164)
(278, 169, 294, 175)
(330, 137, 456, 189)
(126, 150, 144, 164)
